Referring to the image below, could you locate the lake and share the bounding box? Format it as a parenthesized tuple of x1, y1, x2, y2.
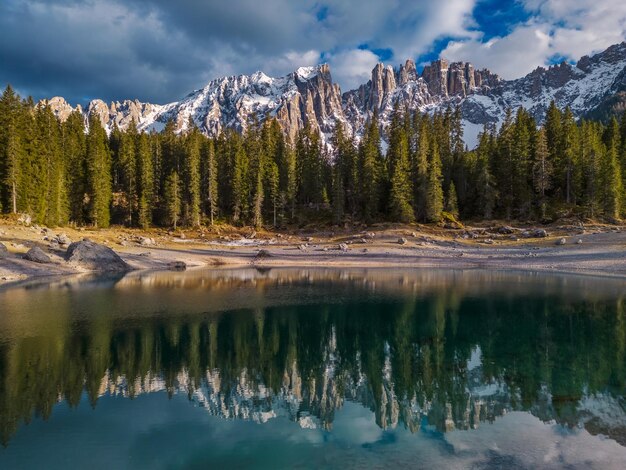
(0, 268, 625, 469)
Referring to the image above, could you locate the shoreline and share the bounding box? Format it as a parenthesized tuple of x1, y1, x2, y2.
(2, 220, 626, 287)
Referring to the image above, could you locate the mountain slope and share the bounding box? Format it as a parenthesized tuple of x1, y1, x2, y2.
(43, 41, 626, 148)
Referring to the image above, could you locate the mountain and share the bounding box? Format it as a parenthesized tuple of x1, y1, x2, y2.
(43, 41, 626, 148)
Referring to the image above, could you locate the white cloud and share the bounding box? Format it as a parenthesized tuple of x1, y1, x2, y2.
(326, 49, 381, 91)
(442, 25, 552, 79)
(442, 0, 626, 80)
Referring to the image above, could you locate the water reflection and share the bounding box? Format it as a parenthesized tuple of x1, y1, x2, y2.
(0, 268, 625, 447)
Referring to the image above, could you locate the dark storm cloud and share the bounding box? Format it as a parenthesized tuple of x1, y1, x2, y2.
(8, 0, 621, 106)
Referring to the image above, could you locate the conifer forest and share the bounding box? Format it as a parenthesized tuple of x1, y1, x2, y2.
(1, 84, 625, 229)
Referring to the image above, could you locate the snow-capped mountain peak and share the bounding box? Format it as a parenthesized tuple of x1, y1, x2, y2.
(42, 42, 626, 149)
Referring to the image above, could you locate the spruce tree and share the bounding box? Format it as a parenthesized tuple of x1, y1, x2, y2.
(85, 114, 112, 228)
(425, 142, 444, 223)
(137, 132, 154, 228)
(184, 121, 202, 226)
(533, 128, 552, 219)
(203, 139, 218, 226)
(388, 127, 414, 223)
(164, 171, 181, 229)
(445, 181, 459, 219)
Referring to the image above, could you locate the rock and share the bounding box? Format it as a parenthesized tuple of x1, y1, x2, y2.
(139, 237, 155, 246)
(65, 240, 130, 272)
(179, 233, 186, 239)
(17, 213, 32, 226)
(339, 243, 349, 252)
(255, 249, 272, 259)
(498, 226, 515, 234)
(247, 231, 257, 239)
(576, 239, 583, 244)
(483, 239, 494, 245)
(167, 261, 187, 271)
(398, 237, 407, 245)
(24, 247, 51, 264)
(55, 233, 71, 246)
(556, 238, 566, 246)
(0, 242, 7, 257)
(365, 232, 375, 239)
(522, 228, 549, 238)
(298, 244, 308, 251)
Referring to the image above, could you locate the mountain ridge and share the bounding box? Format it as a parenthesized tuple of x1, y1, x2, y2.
(42, 41, 626, 148)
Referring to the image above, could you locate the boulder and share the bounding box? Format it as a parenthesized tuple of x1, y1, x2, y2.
(398, 237, 408, 245)
(139, 237, 155, 246)
(24, 246, 51, 264)
(65, 240, 130, 272)
(556, 238, 566, 246)
(55, 233, 71, 246)
(167, 261, 187, 271)
(0, 242, 8, 257)
(255, 249, 272, 259)
(17, 213, 32, 226)
(339, 243, 349, 252)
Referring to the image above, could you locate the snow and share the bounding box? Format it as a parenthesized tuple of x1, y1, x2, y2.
(295, 66, 319, 80)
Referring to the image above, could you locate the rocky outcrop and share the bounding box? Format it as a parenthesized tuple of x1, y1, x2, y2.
(38, 41, 626, 148)
(24, 247, 51, 264)
(65, 240, 131, 272)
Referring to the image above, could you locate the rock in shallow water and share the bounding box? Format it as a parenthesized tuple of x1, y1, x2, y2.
(65, 240, 130, 272)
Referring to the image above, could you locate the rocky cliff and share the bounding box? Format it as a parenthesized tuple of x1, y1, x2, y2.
(43, 41, 626, 148)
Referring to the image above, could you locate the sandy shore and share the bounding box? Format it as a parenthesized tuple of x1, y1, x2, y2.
(1, 219, 626, 286)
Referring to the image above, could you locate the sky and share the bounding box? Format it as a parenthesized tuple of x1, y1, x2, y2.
(1, 0, 626, 105)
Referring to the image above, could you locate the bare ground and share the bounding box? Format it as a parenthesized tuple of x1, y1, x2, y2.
(1, 217, 626, 286)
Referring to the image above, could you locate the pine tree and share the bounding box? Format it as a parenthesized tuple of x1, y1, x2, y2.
(62, 110, 87, 224)
(203, 139, 218, 226)
(445, 181, 459, 219)
(137, 132, 154, 228)
(358, 113, 384, 222)
(0, 85, 23, 214)
(85, 114, 112, 228)
(184, 120, 202, 226)
(164, 171, 181, 229)
(117, 122, 137, 225)
(388, 126, 414, 223)
(425, 142, 444, 223)
(474, 126, 497, 219)
(533, 128, 552, 219)
(602, 117, 623, 219)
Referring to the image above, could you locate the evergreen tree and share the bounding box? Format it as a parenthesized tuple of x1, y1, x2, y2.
(85, 114, 112, 228)
(533, 128, 552, 219)
(164, 171, 181, 229)
(137, 132, 154, 228)
(358, 113, 384, 222)
(445, 181, 459, 219)
(388, 125, 414, 223)
(184, 120, 202, 226)
(202, 139, 218, 226)
(425, 142, 444, 223)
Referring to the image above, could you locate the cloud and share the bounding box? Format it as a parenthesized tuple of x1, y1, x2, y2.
(326, 49, 381, 91)
(1, 0, 625, 103)
(442, 0, 626, 80)
(442, 24, 551, 79)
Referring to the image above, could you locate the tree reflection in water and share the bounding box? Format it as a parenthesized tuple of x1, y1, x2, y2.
(0, 268, 625, 447)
